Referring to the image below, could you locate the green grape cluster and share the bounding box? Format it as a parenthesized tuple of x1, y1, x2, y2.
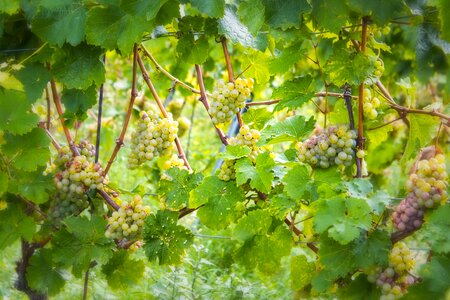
(218, 125, 261, 181)
(295, 125, 357, 168)
(374, 59, 384, 78)
(177, 116, 191, 137)
(167, 99, 184, 119)
(362, 88, 381, 120)
(47, 142, 105, 222)
(209, 77, 254, 124)
(105, 195, 150, 240)
(406, 154, 448, 208)
(128, 111, 179, 169)
(369, 243, 414, 300)
(161, 154, 186, 171)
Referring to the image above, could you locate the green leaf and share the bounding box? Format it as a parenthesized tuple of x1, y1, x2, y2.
(238, 0, 265, 35)
(0, 201, 36, 249)
(260, 115, 315, 144)
(191, 0, 224, 18)
(190, 176, 245, 229)
(0, 172, 8, 196)
(27, 249, 65, 296)
(61, 85, 97, 121)
(439, 0, 450, 42)
(282, 164, 311, 200)
(216, 145, 251, 160)
(101, 250, 145, 290)
(421, 205, 450, 254)
(143, 210, 193, 265)
(235, 225, 292, 274)
(176, 34, 210, 64)
(291, 255, 315, 291)
(313, 197, 372, 244)
(0, 71, 24, 91)
(52, 43, 105, 90)
(159, 168, 203, 210)
(272, 75, 314, 110)
(86, 4, 149, 53)
(0, 89, 39, 135)
(218, 6, 256, 48)
(241, 107, 272, 130)
(262, 0, 310, 29)
(241, 50, 271, 84)
(347, 0, 405, 24)
(32, 0, 87, 46)
(233, 209, 272, 241)
(121, 0, 170, 20)
(15, 63, 51, 103)
(2, 128, 50, 172)
(0, 0, 20, 14)
(8, 169, 53, 204)
(235, 152, 275, 193)
(402, 114, 440, 163)
(52, 215, 113, 277)
(311, 0, 349, 33)
(269, 43, 306, 74)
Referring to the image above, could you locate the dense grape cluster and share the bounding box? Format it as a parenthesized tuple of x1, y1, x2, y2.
(393, 153, 448, 233)
(160, 154, 186, 171)
(128, 111, 178, 169)
(209, 78, 254, 124)
(363, 88, 381, 120)
(177, 116, 191, 137)
(105, 195, 150, 240)
(218, 125, 261, 181)
(47, 141, 106, 222)
(295, 125, 357, 168)
(167, 99, 183, 119)
(374, 59, 384, 78)
(368, 243, 414, 300)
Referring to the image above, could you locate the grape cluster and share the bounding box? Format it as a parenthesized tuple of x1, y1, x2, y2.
(177, 116, 191, 137)
(105, 195, 150, 240)
(393, 153, 448, 233)
(167, 99, 184, 119)
(47, 142, 106, 222)
(295, 125, 357, 168)
(209, 78, 254, 124)
(128, 111, 178, 169)
(218, 125, 261, 181)
(368, 242, 414, 300)
(160, 154, 186, 171)
(362, 88, 381, 120)
(374, 59, 384, 78)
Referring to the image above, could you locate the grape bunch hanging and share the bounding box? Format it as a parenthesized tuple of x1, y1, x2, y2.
(128, 110, 179, 169)
(295, 125, 357, 168)
(105, 195, 150, 240)
(218, 125, 261, 181)
(363, 88, 381, 120)
(393, 152, 448, 233)
(368, 242, 415, 300)
(209, 77, 254, 124)
(47, 141, 106, 222)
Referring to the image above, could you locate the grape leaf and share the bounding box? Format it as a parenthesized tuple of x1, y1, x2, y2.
(313, 197, 372, 244)
(190, 176, 245, 229)
(0, 89, 39, 135)
(143, 210, 193, 265)
(421, 205, 450, 254)
(311, 0, 349, 33)
(241, 107, 272, 130)
(31, 0, 87, 46)
(262, 0, 310, 29)
(1, 128, 50, 172)
(271, 75, 314, 110)
(218, 6, 256, 49)
(347, 0, 405, 24)
(15, 63, 51, 104)
(61, 85, 97, 121)
(269, 43, 306, 74)
(291, 255, 315, 291)
(241, 50, 271, 84)
(260, 115, 315, 144)
(121, 0, 170, 20)
(233, 209, 272, 241)
(101, 250, 145, 289)
(27, 249, 65, 296)
(52, 215, 113, 277)
(8, 169, 53, 204)
(216, 145, 251, 160)
(0, 71, 23, 91)
(402, 114, 440, 163)
(0, 0, 20, 14)
(338, 274, 380, 300)
(191, 0, 224, 18)
(439, 0, 450, 42)
(52, 43, 105, 90)
(282, 164, 312, 200)
(0, 172, 8, 196)
(235, 152, 275, 193)
(238, 0, 265, 35)
(176, 34, 210, 64)
(86, 5, 149, 53)
(159, 168, 203, 210)
(0, 201, 36, 249)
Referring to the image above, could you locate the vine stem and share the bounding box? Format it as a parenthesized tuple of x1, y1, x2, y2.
(245, 92, 358, 107)
(139, 45, 201, 94)
(44, 87, 51, 130)
(221, 37, 234, 82)
(103, 44, 139, 176)
(343, 86, 355, 130)
(95, 55, 106, 163)
(47, 71, 79, 156)
(97, 189, 120, 210)
(356, 17, 369, 178)
(39, 124, 61, 151)
(136, 53, 192, 171)
(376, 80, 450, 125)
(194, 64, 229, 145)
